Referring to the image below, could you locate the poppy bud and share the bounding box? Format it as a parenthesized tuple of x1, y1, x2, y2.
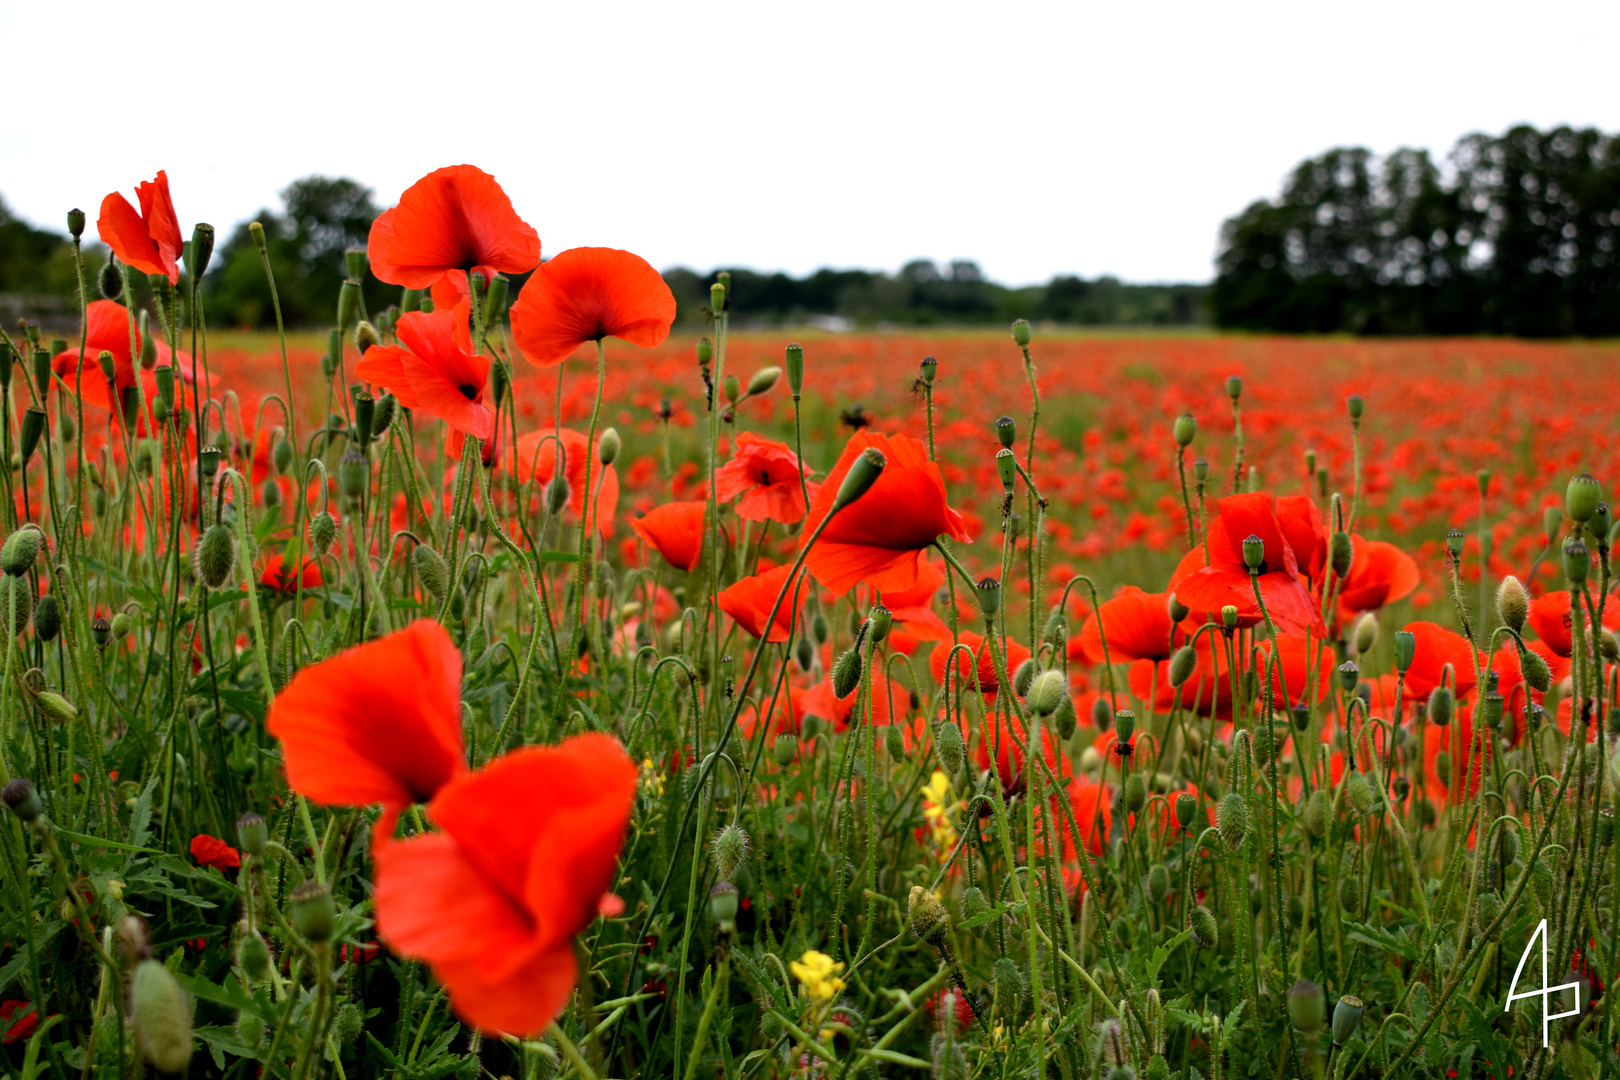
(831, 448, 885, 512)
(1564, 538, 1590, 585)
(1114, 709, 1136, 743)
(195, 523, 237, 589)
(2, 525, 42, 576)
(1345, 770, 1372, 817)
(1337, 661, 1359, 693)
(1145, 862, 1170, 904)
(1124, 773, 1147, 813)
(975, 577, 1000, 618)
(289, 880, 336, 943)
(338, 450, 369, 499)
(1299, 788, 1327, 838)
(3, 778, 41, 823)
(1491, 575, 1528, 633)
(544, 472, 570, 515)
(1600, 629, 1619, 663)
(1520, 647, 1552, 693)
(906, 885, 950, 946)
(1598, 810, 1614, 847)
(1164, 792, 1194, 832)
(1028, 670, 1067, 717)
(1010, 318, 1031, 348)
(1331, 995, 1364, 1045)
(1473, 889, 1502, 942)
(235, 811, 269, 856)
(711, 823, 750, 880)
(304, 512, 335, 559)
(131, 959, 193, 1074)
(1, 577, 34, 637)
(1052, 691, 1077, 740)
(29, 348, 50, 398)
(1190, 904, 1218, 947)
(119, 385, 140, 427)
(1434, 751, 1452, 788)
(1160, 645, 1195, 689)
(1393, 629, 1415, 673)
(708, 881, 739, 926)
(1349, 612, 1377, 656)
(1217, 792, 1247, 849)
(774, 733, 797, 766)
(395, 289, 422, 318)
(1173, 413, 1196, 447)
(1427, 684, 1454, 727)
(598, 427, 621, 468)
(919, 354, 937, 385)
(709, 281, 726, 313)
(1345, 393, 1364, 421)
(33, 594, 59, 643)
(935, 721, 965, 775)
(1225, 375, 1242, 400)
(92, 615, 111, 647)
(337, 279, 362, 331)
(1193, 457, 1209, 483)
(1321, 533, 1350, 581)
(746, 367, 780, 396)
(1287, 978, 1325, 1033)
(884, 722, 905, 760)
(1089, 696, 1112, 732)
(993, 447, 1018, 496)
(480, 272, 509, 321)
(1567, 473, 1601, 524)
(868, 604, 892, 644)
(414, 544, 450, 602)
(19, 406, 45, 466)
(1012, 658, 1037, 697)
(1481, 690, 1504, 731)
(236, 929, 272, 984)
(832, 647, 862, 699)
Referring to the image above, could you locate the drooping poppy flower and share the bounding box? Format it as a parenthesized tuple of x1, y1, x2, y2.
(510, 428, 619, 537)
(509, 247, 677, 367)
(190, 834, 241, 870)
(928, 630, 1031, 698)
(718, 563, 807, 643)
(373, 733, 636, 1036)
(714, 432, 821, 523)
(1168, 492, 1324, 638)
(97, 170, 183, 283)
(368, 165, 540, 290)
(1077, 587, 1179, 665)
(259, 554, 324, 592)
(876, 557, 952, 648)
(631, 501, 707, 572)
(1, 1001, 39, 1044)
(1399, 621, 1479, 700)
(355, 303, 493, 450)
(53, 299, 191, 414)
(1526, 590, 1620, 658)
(266, 620, 465, 826)
(1335, 538, 1421, 617)
(801, 431, 971, 596)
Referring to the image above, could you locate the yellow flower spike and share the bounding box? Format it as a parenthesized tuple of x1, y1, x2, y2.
(790, 949, 846, 1001)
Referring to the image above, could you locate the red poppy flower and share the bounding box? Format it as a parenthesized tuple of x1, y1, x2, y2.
(1399, 621, 1479, 700)
(190, 834, 241, 870)
(631, 501, 707, 572)
(368, 165, 540, 290)
(1257, 634, 1331, 708)
(1077, 587, 1179, 664)
(1128, 637, 1233, 716)
(0, 1001, 39, 1044)
(510, 428, 619, 537)
(1526, 590, 1620, 658)
(714, 433, 821, 523)
(875, 557, 951, 645)
(928, 630, 1031, 698)
(802, 670, 900, 730)
(801, 431, 971, 596)
(1168, 493, 1324, 638)
(1275, 495, 1327, 579)
(738, 686, 810, 741)
(97, 170, 183, 283)
(1335, 538, 1420, 617)
(926, 989, 975, 1034)
(267, 620, 466, 824)
(509, 247, 677, 367)
(973, 712, 1071, 797)
(374, 734, 636, 1036)
(53, 299, 190, 413)
(259, 554, 323, 592)
(355, 303, 493, 446)
(718, 563, 807, 643)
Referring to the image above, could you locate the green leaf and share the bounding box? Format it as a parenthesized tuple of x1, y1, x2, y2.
(1145, 928, 1194, 984)
(54, 828, 164, 855)
(174, 970, 268, 1019)
(1344, 920, 1418, 963)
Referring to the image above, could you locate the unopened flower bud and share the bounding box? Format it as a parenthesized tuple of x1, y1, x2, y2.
(906, 885, 950, 946)
(289, 880, 336, 943)
(708, 881, 739, 925)
(235, 811, 269, 856)
(236, 929, 272, 984)
(746, 366, 780, 396)
(1190, 904, 1218, 947)
(413, 544, 450, 602)
(1427, 684, 1454, 727)
(868, 604, 892, 644)
(33, 594, 60, 642)
(1173, 413, 1196, 447)
(338, 450, 369, 499)
(598, 427, 620, 467)
(337, 279, 362, 331)
(995, 448, 1017, 495)
(1328, 531, 1352, 578)
(831, 448, 885, 511)
(832, 647, 862, 699)
(131, 959, 193, 1074)
(195, 523, 237, 588)
(309, 512, 337, 557)
(1521, 647, 1552, 693)
(712, 824, 750, 879)
(19, 407, 45, 465)
(2, 525, 42, 576)
(935, 721, 965, 774)
(1217, 792, 1247, 849)
(3, 778, 42, 822)
(773, 733, 797, 766)
(1124, 773, 1147, 813)
(1225, 375, 1242, 400)
(1346, 394, 1363, 421)
(1028, 669, 1067, 716)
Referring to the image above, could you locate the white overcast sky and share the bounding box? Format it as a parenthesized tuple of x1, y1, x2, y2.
(3, 0, 1617, 285)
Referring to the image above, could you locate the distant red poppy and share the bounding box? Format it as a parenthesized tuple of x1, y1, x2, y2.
(53, 299, 190, 414)
(803, 670, 900, 730)
(267, 620, 466, 827)
(1077, 587, 1179, 665)
(190, 834, 241, 870)
(0, 1001, 39, 1044)
(738, 686, 810, 741)
(368, 165, 540, 290)
(714, 433, 821, 523)
(510, 428, 619, 537)
(374, 734, 637, 1036)
(974, 712, 1071, 797)
(1526, 590, 1620, 658)
(355, 303, 493, 446)
(1168, 492, 1324, 638)
(509, 247, 677, 367)
(928, 630, 1030, 698)
(1400, 621, 1479, 700)
(631, 502, 707, 572)
(259, 554, 323, 592)
(801, 431, 971, 596)
(718, 563, 806, 643)
(1335, 537, 1420, 616)
(97, 170, 183, 283)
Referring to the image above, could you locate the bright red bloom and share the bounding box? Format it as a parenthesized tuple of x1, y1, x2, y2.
(714, 433, 821, 523)
(53, 299, 189, 414)
(510, 247, 677, 367)
(368, 165, 540, 290)
(355, 303, 493, 445)
(1257, 634, 1332, 708)
(374, 734, 636, 1036)
(1526, 590, 1620, 658)
(718, 563, 807, 643)
(1399, 621, 1479, 700)
(190, 834, 241, 870)
(1168, 493, 1324, 638)
(1128, 635, 1233, 715)
(259, 554, 323, 592)
(1, 1001, 39, 1044)
(510, 428, 619, 537)
(267, 621, 466, 823)
(801, 431, 971, 596)
(1275, 495, 1327, 579)
(803, 670, 902, 731)
(97, 171, 183, 283)
(973, 712, 1071, 797)
(1336, 538, 1420, 616)
(631, 501, 707, 572)
(1077, 587, 1179, 664)
(738, 686, 810, 741)
(929, 630, 1031, 698)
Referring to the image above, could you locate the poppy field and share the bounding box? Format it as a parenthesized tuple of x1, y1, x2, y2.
(4, 167, 1620, 1080)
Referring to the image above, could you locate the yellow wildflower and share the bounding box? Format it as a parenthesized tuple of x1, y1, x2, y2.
(638, 757, 664, 798)
(790, 949, 846, 1001)
(920, 770, 959, 860)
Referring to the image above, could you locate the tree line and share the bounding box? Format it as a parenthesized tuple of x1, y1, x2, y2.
(1212, 124, 1620, 336)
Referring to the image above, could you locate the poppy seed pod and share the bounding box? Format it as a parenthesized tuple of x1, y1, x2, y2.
(746, 366, 780, 396)
(1217, 792, 1247, 849)
(709, 281, 726, 313)
(976, 576, 1001, 618)
(1445, 528, 1464, 557)
(1337, 661, 1359, 693)
(338, 450, 369, 500)
(1346, 394, 1364, 421)
(1287, 978, 1326, 1033)
(1193, 457, 1209, 483)
(831, 447, 885, 512)
(1171, 792, 1196, 830)
(1564, 538, 1590, 585)
(19, 406, 45, 465)
(235, 811, 269, 856)
(1331, 995, 1364, 1045)
(186, 221, 214, 279)
(1225, 375, 1242, 400)
(1591, 501, 1612, 541)
(782, 342, 805, 398)
(131, 959, 193, 1074)
(1028, 669, 1068, 716)
(1393, 629, 1415, 673)
(195, 523, 237, 589)
(66, 206, 86, 239)
(868, 604, 892, 644)
(1190, 904, 1218, 947)
(994, 414, 1016, 449)
(1221, 605, 1239, 629)
(1292, 702, 1310, 731)
(353, 391, 376, 448)
(1168, 645, 1196, 688)
(289, 880, 336, 943)
(91, 615, 111, 647)
(33, 594, 60, 643)
(2, 525, 42, 576)
(1496, 575, 1529, 632)
(3, 778, 41, 823)
(1114, 709, 1136, 743)
(1480, 690, 1505, 731)
(598, 427, 621, 467)
(1242, 534, 1264, 571)
(1011, 318, 1031, 347)
(773, 733, 797, 766)
(708, 881, 739, 926)
(713, 823, 750, 879)
(1173, 413, 1196, 447)
(1568, 473, 1602, 525)
(832, 647, 862, 699)
(1427, 684, 1454, 727)
(995, 447, 1017, 495)
(935, 721, 965, 775)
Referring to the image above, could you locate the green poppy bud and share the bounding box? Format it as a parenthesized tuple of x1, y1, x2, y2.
(235, 930, 272, 986)
(1011, 318, 1031, 347)
(1052, 691, 1077, 740)
(1124, 773, 1147, 813)
(1492, 575, 1528, 633)
(1521, 646, 1552, 693)
(832, 647, 862, 698)
(235, 811, 269, 856)
(338, 450, 369, 500)
(868, 604, 892, 644)
(1345, 770, 1372, 816)
(935, 721, 965, 775)
(1148, 862, 1170, 903)
(1218, 792, 1247, 849)
(98, 256, 124, 300)
(3, 778, 42, 823)
(1190, 904, 1218, 947)
(1428, 684, 1454, 727)
(1225, 375, 1242, 400)
(31, 349, 50, 397)
(131, 959, 193, 1074)
(1301, 788, 1328, 838)
(400, 287, 421, 314)
(1287, 978, 1326, 1032)
(1564, 538, 1590, 585)
(1173, 413, 1196, 447)
(831, 448, 885, 512)
(712, 824, 750, 879)
(19, 406, 45, 465)
(1028, 669, 1068, 717)
(195, 523, 237, 589)
(1346, 394, 1363, 421)
(1434, 751, 1452, 787)
(975, 576, 1000, 618)
(995, 447, 1017, 495)
(886, 722, 905, 760)
(308, 512, 337, 558)
(2, 525, 42, 576)
(773, 733, 797, 766)
(746, 367, 780, 396)
(907, 885, 951, 946)
(33, 594, 59, 643)
(337, 278, 362, 331)
(708, 881, 739, 925)
(1013, 658, 1037, 697)
(1328, 531, 1352, 578)
(289, 880, 336, 943)
(1481, 690, 1505, 731)
(1590, 501, 1612, 541)
(413, 544, 450, 602)
(1393, 629, 1415, 673)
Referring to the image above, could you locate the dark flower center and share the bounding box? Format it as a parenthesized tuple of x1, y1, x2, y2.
(458, 384, 478, 401)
